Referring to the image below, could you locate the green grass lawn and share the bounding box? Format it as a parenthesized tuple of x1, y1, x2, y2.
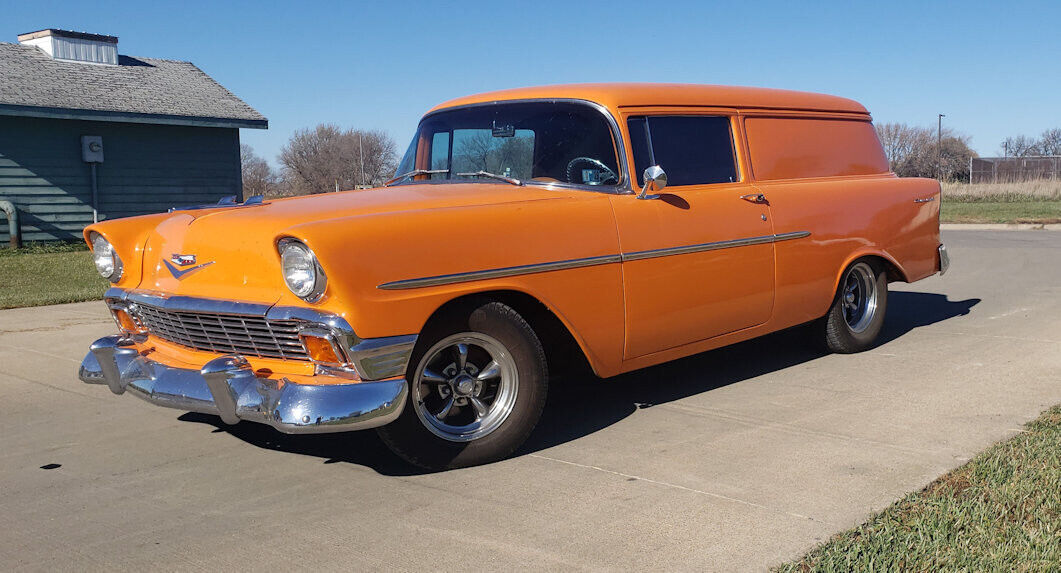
(941, 201, 1061, 224)
(0, 246, 109, 309)
(778, 405, 1061, 571)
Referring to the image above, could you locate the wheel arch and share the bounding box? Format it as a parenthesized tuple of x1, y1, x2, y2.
(416, 289, 599, 379)
(832, 249, 908, 296)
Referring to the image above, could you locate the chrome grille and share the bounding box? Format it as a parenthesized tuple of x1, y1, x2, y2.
(134, 303, 309, 361)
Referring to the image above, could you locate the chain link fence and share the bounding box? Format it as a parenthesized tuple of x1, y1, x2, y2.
(970, 156, 1061, 183)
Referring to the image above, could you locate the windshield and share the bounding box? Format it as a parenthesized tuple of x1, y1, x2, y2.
(393, 101, 621, 188)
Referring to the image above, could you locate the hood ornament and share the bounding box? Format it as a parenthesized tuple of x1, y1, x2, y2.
(164, 254, 214, 280)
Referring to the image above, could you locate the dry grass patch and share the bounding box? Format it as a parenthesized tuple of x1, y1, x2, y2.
(943, 180, 1061, 203)
(939, 180, 1061, 223)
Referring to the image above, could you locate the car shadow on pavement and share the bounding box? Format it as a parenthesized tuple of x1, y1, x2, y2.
(178, 291, 979, 475)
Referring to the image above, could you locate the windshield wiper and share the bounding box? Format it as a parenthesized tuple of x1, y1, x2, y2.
(384, 169, 449, 186)
(455, 171, 523, 186)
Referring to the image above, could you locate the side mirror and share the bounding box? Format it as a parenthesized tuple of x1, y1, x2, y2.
(638, 165, 667, 200)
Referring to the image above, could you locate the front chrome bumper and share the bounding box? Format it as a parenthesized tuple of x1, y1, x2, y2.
(938, 244, 950, 276)
(79, 335, 408, 433)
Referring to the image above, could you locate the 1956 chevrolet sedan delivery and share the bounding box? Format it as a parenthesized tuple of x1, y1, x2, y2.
(79, 83, 948, 469)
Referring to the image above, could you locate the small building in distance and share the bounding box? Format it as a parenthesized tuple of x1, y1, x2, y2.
(0, 29, 267, 243)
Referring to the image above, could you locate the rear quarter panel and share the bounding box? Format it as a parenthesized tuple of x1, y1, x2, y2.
(762, 175, 940, 327)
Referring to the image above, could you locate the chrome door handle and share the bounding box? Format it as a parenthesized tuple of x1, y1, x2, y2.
(914, 197, 936, 203)
(741, 193, 767, 204)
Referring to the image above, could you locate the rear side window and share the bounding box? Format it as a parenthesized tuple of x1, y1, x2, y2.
(628, 116, 737, 187)
(745, 118, 889, 180)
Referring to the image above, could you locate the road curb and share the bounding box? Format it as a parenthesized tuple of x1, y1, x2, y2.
(941, 223, 1061, 231)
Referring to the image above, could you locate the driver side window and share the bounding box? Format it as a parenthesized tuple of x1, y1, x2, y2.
(628, 116, 738, 187)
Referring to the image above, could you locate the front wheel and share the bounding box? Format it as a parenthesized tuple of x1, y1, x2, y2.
(377, 301, 548, 470)
(815, 260, 888, 353)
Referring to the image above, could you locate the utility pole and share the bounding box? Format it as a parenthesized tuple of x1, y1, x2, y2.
(937, 114, 946, 180)
(359, 133, 367, 189)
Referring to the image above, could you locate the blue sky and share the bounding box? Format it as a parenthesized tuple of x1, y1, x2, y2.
(4, 0, 1059, 166)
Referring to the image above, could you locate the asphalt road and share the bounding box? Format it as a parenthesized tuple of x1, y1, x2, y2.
(1, 230, 1059, 571)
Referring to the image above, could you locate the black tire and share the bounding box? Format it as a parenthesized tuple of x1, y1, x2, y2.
(377, 301, 548, 470)
(815, 259, 888, 354)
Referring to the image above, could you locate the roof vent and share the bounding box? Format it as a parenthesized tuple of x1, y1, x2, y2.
(17, 29, 118, 66)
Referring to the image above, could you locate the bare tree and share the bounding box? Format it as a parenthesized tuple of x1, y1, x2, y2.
(279, 124, 398, 195)
(876, 122, 975, 181)
(356, 130, 400, 186)
(453, 131, 495, 173)
(875, 123, 922, 168)
(1000, 134, 1039, 157)
(897, 135, 976, 181)
(451, 131, 535, 178)
(240, 144, 279, 198)
(1037, 128, 1061, 156)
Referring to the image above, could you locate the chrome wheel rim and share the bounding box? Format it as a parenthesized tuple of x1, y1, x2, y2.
(412, 333, 519, 442)
(842, 262, 878, 333)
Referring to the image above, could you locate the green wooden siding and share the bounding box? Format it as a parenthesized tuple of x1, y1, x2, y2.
(0, 116, 242, 243)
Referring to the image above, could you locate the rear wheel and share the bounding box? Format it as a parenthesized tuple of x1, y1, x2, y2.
(377, 301, 548, 470)
(816, 260, 888, 353)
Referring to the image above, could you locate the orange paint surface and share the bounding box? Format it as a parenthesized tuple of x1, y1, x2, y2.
(744, 117, 890, 181)
(84, 84, 941, 380)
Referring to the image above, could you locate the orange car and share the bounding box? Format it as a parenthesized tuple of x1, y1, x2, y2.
(79, 84, 948, 469)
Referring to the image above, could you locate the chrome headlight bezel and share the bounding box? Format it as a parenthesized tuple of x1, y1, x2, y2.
(89, 231, 123, 283)
(277, 237, 327, 302)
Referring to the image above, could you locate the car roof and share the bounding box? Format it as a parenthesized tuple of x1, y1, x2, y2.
(428, 83, 869, 116)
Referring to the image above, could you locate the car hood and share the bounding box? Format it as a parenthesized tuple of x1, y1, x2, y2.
(135, 183, 571, 303)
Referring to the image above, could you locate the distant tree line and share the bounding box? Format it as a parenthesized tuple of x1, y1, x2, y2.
(999, 128, 1061, 157)
(875, 123, 976, 181)
(241, 124, 399, 198)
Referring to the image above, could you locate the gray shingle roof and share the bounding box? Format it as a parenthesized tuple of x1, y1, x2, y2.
(0, 42, 267, 128)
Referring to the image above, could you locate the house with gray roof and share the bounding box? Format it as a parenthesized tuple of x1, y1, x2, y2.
(0, 29, 267, 243)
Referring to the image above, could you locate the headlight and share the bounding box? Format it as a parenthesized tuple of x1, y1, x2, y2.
(279, 238, 326, 301)
(90, 232, 123, 283)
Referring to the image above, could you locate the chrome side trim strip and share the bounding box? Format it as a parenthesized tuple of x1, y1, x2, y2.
(773, 231, 813, 242)
(623, 230, 810, 262)
(622, 234, 771, 262)
(377, 254, 623, 290)
(376, 231, 811, 290)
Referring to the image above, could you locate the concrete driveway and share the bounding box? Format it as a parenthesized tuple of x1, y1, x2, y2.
(1, 230, 1058, 571)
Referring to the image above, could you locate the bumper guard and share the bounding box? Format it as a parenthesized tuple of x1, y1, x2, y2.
(80, 335, 408, 433)
(939, 244, 950, 276)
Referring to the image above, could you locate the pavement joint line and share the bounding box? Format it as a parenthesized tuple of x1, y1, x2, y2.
(781, 382, 882, 399)
(916, 330, 1060, 344)
(528, 453, 826, 524)
(0, 370, 109, 402)
(988, 307, 1032, 320)
(655, 403, 945, 457)
(0, 343, 82, 365)
(0, 324, 93, 335)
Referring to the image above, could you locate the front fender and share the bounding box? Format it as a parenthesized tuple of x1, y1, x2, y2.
(284, 192, 626, 375)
